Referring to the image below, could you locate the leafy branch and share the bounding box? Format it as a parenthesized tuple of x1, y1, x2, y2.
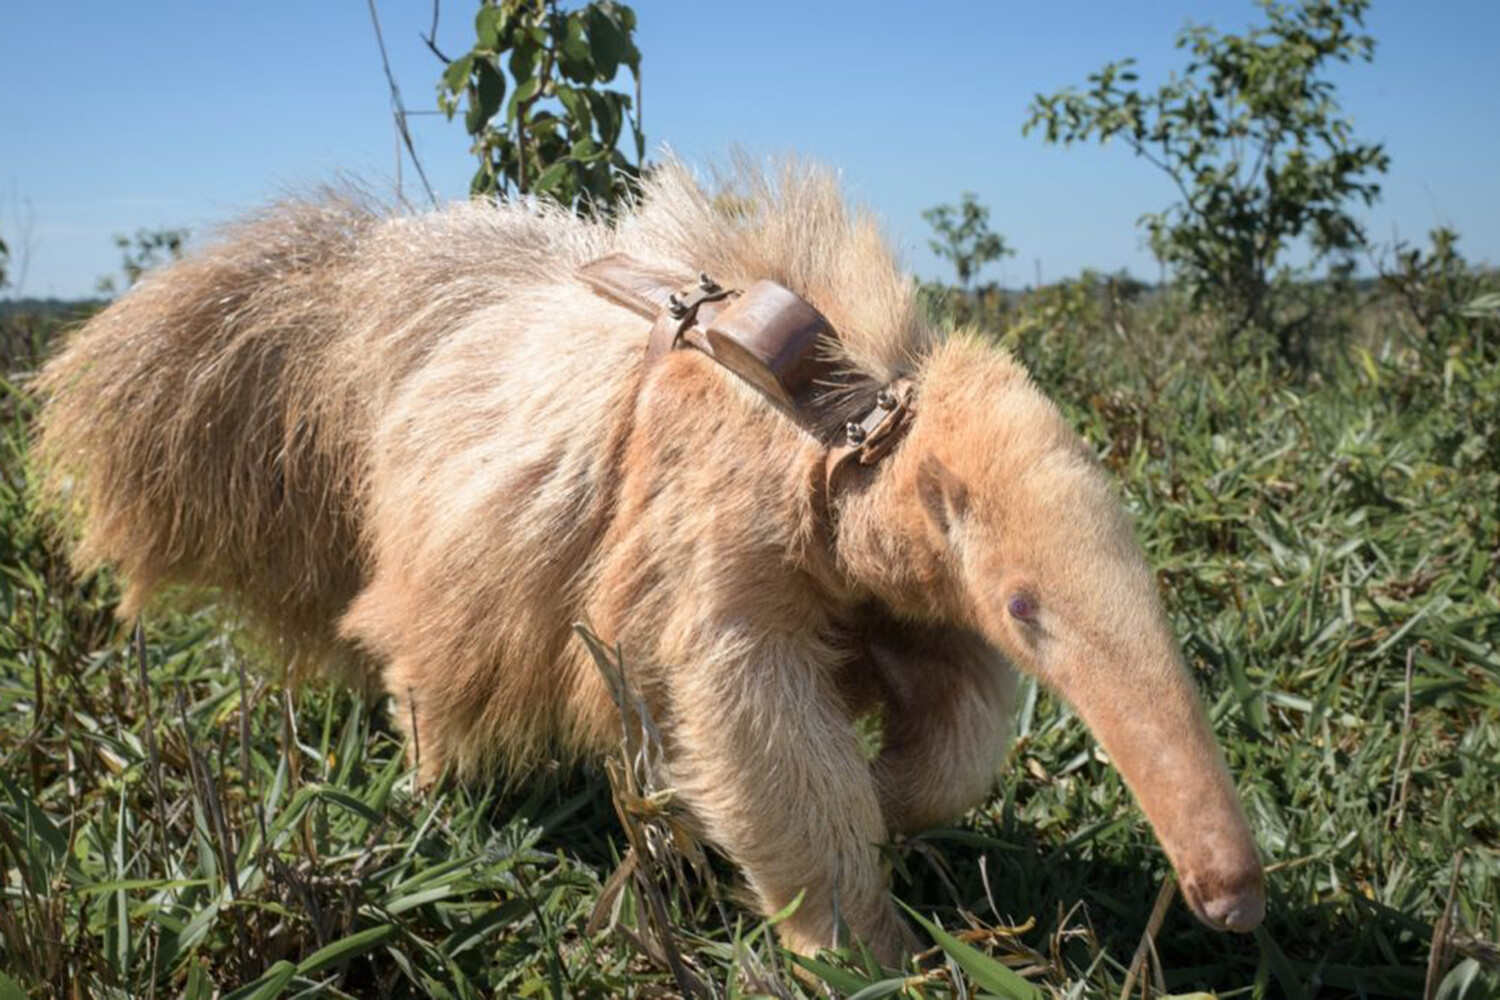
(437, 0, 644, 215)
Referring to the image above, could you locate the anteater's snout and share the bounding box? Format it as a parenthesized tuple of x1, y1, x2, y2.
(1184, 865, 1266, 933)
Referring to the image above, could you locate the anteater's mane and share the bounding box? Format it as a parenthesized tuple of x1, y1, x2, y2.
(349, 154, 937, 425)
(344, 155, 936, 384)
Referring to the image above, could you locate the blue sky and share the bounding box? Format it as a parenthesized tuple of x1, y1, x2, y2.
(2, 1, 1497, 298)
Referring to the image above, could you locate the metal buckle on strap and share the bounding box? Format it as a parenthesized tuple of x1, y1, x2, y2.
(648, 274, 738, 358)
(825, 379, 915, 492)
(655, 274, 734, 349)
(667, 274, 733, 321)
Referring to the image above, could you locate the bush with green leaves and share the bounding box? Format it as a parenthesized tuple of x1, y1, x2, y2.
(1381, 227, 1500, 350)
(438, 0, 643, 214)
(96, 228, 189, 296)
(1024, 0, 1389, 358)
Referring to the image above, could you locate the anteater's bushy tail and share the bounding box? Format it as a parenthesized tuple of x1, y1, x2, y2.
(33, 195, 385, 678)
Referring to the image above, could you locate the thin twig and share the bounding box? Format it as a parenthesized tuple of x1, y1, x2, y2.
(406, 686, 421, 783)
(910, 839, 964, 911)
(1388, 646, 1417, 824)
(365, 0, 438, 208)
(1118, 876, 1176, 1000)
(1424, 851, 1465, 1000)
(133, 623, 170, 998)
(422, 0, 451, 62)
(979, 855, 1001, 924)
(177, 690, 251, 978)
(234, 655, 270, 854)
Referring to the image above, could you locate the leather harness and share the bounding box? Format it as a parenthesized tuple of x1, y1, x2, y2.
(577, 253, 915, 496)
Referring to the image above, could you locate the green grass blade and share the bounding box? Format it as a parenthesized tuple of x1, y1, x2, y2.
(220, 960, 297, 1000)
(295, 923, 397, 977)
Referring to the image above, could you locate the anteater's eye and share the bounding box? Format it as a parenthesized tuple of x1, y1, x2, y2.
(1007, 594, 1038, 622)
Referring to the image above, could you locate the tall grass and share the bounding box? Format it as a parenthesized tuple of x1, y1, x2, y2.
(1, 274, 1496, 998)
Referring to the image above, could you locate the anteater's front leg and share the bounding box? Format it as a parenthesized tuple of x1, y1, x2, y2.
(664, 628, 912, 962)
(855, 616, 1017, 835)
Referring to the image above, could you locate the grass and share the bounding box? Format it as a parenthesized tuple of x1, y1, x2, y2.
(1, 276, 1497, 999)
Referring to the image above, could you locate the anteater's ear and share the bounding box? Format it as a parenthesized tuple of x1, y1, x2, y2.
(917, 454, 969, 541)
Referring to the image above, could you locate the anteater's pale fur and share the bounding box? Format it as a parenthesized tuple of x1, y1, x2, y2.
(36, 160, 1264, 959)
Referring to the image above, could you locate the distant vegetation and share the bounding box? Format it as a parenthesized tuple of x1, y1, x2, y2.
(94, 228, 190, 297)
(1025, 0, 1389, 366)
(923, 192, 1014, 294)
(1, 1, 1496, 997)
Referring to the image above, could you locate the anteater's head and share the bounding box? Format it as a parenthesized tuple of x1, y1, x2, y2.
(841, 335, 1265, 933)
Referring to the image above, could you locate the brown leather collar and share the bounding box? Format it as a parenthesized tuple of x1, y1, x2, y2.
(578, 253, 914, 495)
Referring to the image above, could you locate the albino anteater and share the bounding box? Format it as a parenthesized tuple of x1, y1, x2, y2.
(36, 160, 1265, 960)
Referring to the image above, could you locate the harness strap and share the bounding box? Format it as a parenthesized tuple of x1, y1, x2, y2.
(577, 253, 915, 495)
